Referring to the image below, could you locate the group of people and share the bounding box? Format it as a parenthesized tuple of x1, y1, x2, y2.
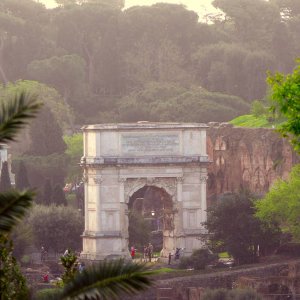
(143, 243, 154, 262)
(130, 243, 154, 262)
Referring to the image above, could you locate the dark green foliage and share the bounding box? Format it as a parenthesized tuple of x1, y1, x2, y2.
(15, 161, 30, 190)
(128, 211, 151, 250)
(0, 92, 40, 300)
(179, 249, 218, 270)
(0, 189, 35, 234)
(118, 83, 249, 123)
(202, 288, 262, 300)
(267, 60, 300, 153)
(42, 178, 52, 206)
(60, 250, 78, 284)
(0, 235, 29, 300)
(0, 1, 299, 123)
(61, 259, 154, 300)
(0, 162, 12, 192)
(205, 191, 281, 264)
(28, 205, 83, 253)
(53, 184, 67, 206)
(13, 154, 68, 192)
(0, 91, 41, 144)
(28, 106, 66, 156)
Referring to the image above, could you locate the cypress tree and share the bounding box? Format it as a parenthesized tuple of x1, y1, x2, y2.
(28, 106, 66, 156)
(43, 178, 52, 205)
(15, 161, 30, 190)
(0, 161, 12, 192)
(53, 184, 67, 206)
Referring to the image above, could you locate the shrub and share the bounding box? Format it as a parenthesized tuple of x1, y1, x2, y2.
(34, 288, 62, 300)
(179, 248, 217, 270)
(20, 255, 30, 266)
(28, 205, 84, 253)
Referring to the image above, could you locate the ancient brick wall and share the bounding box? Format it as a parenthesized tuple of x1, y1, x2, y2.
(206, 123, 299, 205)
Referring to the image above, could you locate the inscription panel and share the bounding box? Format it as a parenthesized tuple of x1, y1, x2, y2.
(121, 132, 180, 156)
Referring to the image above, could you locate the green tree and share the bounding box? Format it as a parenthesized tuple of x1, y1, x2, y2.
(42, 178, 52, 206)
(28, 106, 67, 156)
(128, 211, 151, 250)
(28, 205, 84, 253)
(0, 92, 40, 300)
(15, 161, 30, 190)
(64, 133, 83, 182)
(0, 81, 73, 132)
(53, 184, 67, 206)
(60, 250, 78, 284)
(256, 164, 300, 240)
(205, 191, 281, 264)
(267, 60, 300, 153)
(0, 161, 11, 192)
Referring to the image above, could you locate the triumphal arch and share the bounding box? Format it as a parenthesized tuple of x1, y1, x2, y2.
(80, 122, 209, 260)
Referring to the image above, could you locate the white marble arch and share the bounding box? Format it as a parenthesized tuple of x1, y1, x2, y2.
(80, 122, 209, 261)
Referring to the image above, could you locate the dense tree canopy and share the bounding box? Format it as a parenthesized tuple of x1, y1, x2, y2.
(256, 165, 300, 240)
(205, 191, 281, 264)
(0, 0, 298, 125)
(267, 60, 300, 153)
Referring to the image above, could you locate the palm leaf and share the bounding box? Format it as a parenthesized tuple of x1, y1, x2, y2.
(0, 189, 35, 234)
(61, 259, 155, 300)
(0, 91, 42, 145)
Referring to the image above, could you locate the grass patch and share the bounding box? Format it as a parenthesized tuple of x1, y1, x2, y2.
(218, 252, 230, 258)
(230, 114, 271, 128)
(155, 267, 176, 273)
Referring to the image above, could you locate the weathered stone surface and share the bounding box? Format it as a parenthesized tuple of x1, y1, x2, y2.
(207, 123, 299, 204)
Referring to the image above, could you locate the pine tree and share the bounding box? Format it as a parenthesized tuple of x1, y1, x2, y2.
(43, 178, 52, 205)
(0, 161, 12, 192)
(53, 184, 67, 206)
(28, 106, 66, 156)
(15, 161, 30, 190)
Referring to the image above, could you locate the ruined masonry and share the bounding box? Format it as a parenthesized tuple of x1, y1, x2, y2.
(80, 122, 209, 260)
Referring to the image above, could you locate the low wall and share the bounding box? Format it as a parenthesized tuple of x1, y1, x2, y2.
(127, 260, 300, 300)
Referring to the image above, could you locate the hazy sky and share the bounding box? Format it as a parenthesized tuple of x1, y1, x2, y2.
(38, 0, 218, 18)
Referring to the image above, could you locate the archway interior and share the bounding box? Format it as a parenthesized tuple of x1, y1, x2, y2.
(128, 185, 173, 254)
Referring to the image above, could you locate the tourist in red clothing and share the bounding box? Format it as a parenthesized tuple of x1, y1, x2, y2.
(130, 246, 135, 259)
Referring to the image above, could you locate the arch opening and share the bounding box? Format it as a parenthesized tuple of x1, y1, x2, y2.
(128, 185, 173, 255)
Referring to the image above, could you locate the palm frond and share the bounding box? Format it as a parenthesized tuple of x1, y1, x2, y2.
(0, 91, 42, 145)
(61, 259, 155, 300)
(0, 189, 35, 234)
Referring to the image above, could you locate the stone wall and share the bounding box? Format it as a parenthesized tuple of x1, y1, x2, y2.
(127, 260, 300, 300)
(206, 123, 299, 204)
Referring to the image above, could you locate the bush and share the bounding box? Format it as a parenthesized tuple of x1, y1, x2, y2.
(275, 243, 300, 257)
(28, 205, 84, 253)
(20, 255, 30, 266)
(34, 288, 62, 300)
(179, 248, 217, 270)
(202, 288, 262, 300)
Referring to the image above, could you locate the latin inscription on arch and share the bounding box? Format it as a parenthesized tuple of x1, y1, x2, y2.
(121, 133, 180, 156)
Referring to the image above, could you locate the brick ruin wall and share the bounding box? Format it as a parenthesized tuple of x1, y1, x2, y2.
(206, 123, 299, 205)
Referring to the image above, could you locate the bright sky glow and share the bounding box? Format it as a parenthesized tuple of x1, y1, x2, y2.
(38, 0, 218, 18)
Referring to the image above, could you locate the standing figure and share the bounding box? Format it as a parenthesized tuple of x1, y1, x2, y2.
(130, 246, 136, 259)
(148, 243, 153, 262)
(41, 246, 47, 262)
(143, 245, 148, 262)
(175, 247, 180, 260)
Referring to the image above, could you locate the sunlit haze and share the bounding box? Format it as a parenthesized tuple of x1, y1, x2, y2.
(38, 0, 218, 18)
